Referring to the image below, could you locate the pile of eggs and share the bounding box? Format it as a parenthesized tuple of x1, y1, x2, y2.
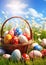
(0, 46, 46, 61)
(1, 27, 46, 61)
(2, 49, 30, 61)
(4, 27, 30, 45)
(1, 49, 45, 61)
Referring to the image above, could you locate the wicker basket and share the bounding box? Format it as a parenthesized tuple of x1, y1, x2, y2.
(1, 16, 33, 54)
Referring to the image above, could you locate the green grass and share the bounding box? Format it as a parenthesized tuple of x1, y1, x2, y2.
(0, 56, 46, 65)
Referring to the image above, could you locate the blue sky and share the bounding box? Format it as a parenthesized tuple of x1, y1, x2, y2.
(0, 0, 46, 24)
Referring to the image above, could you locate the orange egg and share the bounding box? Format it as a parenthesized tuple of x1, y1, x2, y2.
(4, 34, 12, 44)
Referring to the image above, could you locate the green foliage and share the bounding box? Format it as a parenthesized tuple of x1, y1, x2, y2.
(0, 56, 46, 65)
(40, 30, 46, 39)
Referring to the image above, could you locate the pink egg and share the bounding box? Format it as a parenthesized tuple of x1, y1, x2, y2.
(29, 50, 42, 58)
(24, 28, 30, 35)
(18, 35, 28, 44)
(3, 54, 11, 59)
(41, 38, 46, 47)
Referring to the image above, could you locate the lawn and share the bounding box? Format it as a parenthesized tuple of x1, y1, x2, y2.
(0, 56, 46, 65)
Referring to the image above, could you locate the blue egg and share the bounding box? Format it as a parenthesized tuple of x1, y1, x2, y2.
(0, 48, 5, 55)
(34, 45, 43, 51)
(11, 49, 21, 61)
(14, 28, 22, 36)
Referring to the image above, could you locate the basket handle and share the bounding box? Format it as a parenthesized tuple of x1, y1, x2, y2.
(1, 16, 32, 39)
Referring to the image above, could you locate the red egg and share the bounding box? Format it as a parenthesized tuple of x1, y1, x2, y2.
(23, 33, 30, 40)
(11, 36, 18, 44)
(22, 53, 30, 61)
(8, 30, 14, 38)
(41, 49, 46, 57)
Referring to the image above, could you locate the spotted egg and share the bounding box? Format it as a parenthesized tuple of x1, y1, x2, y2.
(22, 53, 30, 61)
(18, 35, 28, 44)
(11, 49, 21, 61)
(14, 28, 22, 36)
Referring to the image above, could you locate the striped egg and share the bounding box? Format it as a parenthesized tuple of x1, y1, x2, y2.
(29, 50, 42, 58)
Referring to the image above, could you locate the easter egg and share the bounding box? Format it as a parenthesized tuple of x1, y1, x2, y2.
(8, 30, 14, 38)
(29, 50, 42, 58)
(41, 38, 46, 47)
(4, 31, 8, 37)
(3, 54, 11, 59)
(0, 48, 5, 55)
(18, 35, 28, 43)
(23, 33, 30, 40)
(31, 43, 39, 48)
(22, 53, 30, 61)
(41, 49, 46, 57)
(24, 28, 30, 35)
(14, 28, 22, 36)
(4, 34, 12, 44)
(11, 49, 21, 61)
(11, 36, 18, 44)
(34, 45, 43, 51)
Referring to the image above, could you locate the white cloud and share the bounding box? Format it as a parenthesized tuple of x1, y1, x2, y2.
(4, 15, 8, 19)
(41, 17, 46, 21)
(25, 15, 29, 18)
(6, 0, 28, 15)
(28, 8, 43, 18)
(2, 11, 5, 14)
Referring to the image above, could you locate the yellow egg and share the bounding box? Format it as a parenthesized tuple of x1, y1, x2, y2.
(4, 34, 12, 44)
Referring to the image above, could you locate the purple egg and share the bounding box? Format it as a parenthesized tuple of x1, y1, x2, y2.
(0, 48, 5, 55)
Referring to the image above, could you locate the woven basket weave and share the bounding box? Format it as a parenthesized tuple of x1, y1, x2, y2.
(1, 16, 33, 54)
